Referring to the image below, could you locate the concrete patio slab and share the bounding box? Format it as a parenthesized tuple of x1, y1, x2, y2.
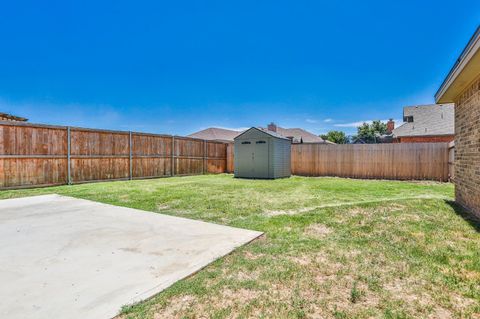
(0, 195, 262, 319)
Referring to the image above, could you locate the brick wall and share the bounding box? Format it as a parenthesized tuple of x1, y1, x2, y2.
(454, 75, 480, 218)
(398, 135, 454, 143)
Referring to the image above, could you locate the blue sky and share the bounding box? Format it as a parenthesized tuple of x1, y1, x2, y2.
(0, 1, 479, 136)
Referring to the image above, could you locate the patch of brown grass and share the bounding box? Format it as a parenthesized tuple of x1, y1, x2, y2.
(152, 295, 197, 319)
(304, 223, 332, 239)
(265, 207, 316, 216)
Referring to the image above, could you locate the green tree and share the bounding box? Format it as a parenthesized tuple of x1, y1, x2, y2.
(320, 130, 348, 144)
(356, 120, 387, 143)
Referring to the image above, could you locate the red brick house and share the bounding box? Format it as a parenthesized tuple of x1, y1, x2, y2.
(392, 104, 454, 143)
(435, 26, 480, 218)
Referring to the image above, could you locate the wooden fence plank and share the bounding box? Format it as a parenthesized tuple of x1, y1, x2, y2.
(206, 141, 227, 174)
(226, 143, 234, 173)
(132, 133, 173, 179)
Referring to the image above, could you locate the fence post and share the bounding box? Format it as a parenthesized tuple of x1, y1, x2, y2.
(129, 131, 133, 180)
(67, 126, 71, 185)
(171, 136, 175, 176)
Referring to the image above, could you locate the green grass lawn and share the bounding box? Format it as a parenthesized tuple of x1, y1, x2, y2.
(1, 175, 479, 318)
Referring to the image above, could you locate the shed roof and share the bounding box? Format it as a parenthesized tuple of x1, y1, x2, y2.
(392, 104, 454, 137)
(234, 127, 291, 140)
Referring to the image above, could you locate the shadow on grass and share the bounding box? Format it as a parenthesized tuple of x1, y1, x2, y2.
(445, 200, 480, 233)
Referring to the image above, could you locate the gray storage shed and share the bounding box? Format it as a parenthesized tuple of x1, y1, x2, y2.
(234, 127, 291, 179)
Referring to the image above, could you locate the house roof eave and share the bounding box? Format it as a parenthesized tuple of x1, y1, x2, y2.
(435, 26, 480, 103)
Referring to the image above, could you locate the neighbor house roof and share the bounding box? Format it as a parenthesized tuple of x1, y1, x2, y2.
(436, 26, 480, 103)
(187, 127, 241, 142)
(0, 112, 28, 122)
(189, 125, 331, 143)
(392, 104, 454, 137)
(259, 126, 329, 143)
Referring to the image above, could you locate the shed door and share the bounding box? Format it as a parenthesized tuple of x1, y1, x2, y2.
(252, 139, 269, 178)
(237, 141, 254, 177)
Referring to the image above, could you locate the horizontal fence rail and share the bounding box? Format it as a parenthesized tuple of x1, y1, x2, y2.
(291, 143, 450, 182)
(0, 121, 229, 189)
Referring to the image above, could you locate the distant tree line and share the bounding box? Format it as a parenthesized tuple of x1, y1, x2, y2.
(320, 131, 348, 144)
(320, 120, 388, 144)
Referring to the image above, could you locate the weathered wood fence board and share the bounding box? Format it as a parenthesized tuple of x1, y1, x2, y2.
(0, 121, 229, 189)
(0, 123, 69, 188)
(207, 142, 229, 173)
(226, 143, 234, 173)
(291, 143, 450, 181)
(132, 133, 173, 178)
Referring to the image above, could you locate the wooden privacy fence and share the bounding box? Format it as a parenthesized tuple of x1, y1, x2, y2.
(0, 121, 229, 189)
(291, 143, 450, 181)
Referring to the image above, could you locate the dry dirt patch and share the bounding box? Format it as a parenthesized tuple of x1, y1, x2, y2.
(265, 207, 316, 216)
(152, 295, 197, 319)
(150, 288, 260, 319)
(305, 223, 333, 239)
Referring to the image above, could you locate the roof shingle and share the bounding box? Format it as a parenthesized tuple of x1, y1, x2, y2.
(392, 104, 454, 138)
(264, 127, 326, 143)
(188, 127, 241, 141)
(188, 125, 330, 143)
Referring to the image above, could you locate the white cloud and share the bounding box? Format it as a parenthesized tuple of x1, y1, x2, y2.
(323, 118, 333, 123)
(305, 118, 318, 124)
(334, 119, 402, 128)
(334, 121, 369, 128)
